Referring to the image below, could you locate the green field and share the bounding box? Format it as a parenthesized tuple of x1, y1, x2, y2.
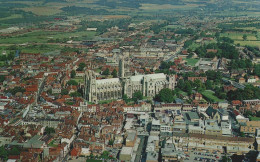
(221, 32, 258, 41)
(0, 44, 63, 54)
(0, 14, 23, 21)
(201, 90, 224, 102)
(235, 40, 260, 47)
(22, 6, 63, 16)
(140, 3, 203, 11)
(184, 58, 199, 66)
(221, 32, 260, 47)
(0, 30, 96, 44)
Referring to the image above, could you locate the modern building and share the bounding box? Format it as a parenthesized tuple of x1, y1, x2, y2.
(173, 133, 254, 155)
(240, 121, 260, 135)
(120, 147, 133, 161)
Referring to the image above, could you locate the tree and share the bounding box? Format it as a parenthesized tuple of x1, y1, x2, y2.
(111, 69, 117, 78)
(177, 79, 185, 90)
(227, 85, 260, 101)
(222, 155, 231, 162)
(102, 68, 110, 75)
(160, 61, 175, 70)
(70, 92, 82, 97)
(184, 81, 192, 93)
(243, 34, 247, 41)
(6, 87, 26, 95)
(70, 70, 76, 78)
(77, 63, 86, 71)
(205, 80, 213, 90)
(0, 75, 5, 83)
(254, 64, 260, 77)
(0, 146, 8, 160)
(61, 89, 69, 95)
(215, 32, 220, 39)
(45, 127, 55, 135)
(67, 80, 78, 86)
(132, 91, 143, 102)
(240, 132, 245, 137)
(154, 88, 174, 103)
(108, 139, 114, 146)
(9, 146, 20, 155)
(256, 111, 260, 117)
(100, 151, 110, 159)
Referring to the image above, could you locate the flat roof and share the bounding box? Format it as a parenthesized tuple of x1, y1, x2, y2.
(120, 147, 133, 155)
(173, 133, 255, 142)
(96, 78, 120, 84)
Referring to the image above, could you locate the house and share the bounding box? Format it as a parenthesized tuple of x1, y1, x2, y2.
(223, 85, 236, 92)
(206, 49, 218, 53)
(76, 71, 85, 77)
(247, 76, 258, 83)
(193, 93, 203, 101)
(205, 107, 221, 123)
(238, 77, 245, 84)
(240, 121, 260, 135)
(188, 77, 207, 83)
(52, 83, 61, 94)
(71, 148, 81, 158)
(232, 100, 242, 107)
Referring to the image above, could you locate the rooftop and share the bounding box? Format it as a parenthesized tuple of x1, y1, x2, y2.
(120, 147, 133, 155)
(96, 78, 120, 84)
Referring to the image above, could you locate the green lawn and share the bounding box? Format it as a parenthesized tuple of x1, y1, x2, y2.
(74, 77, 84, 84)
(250, 116, 260, 121)
(179, 90, 187, 96)
(201, 90, 224, 102)
(86, 160, 102, 162)
(48, 140, 57, 147)
(184, 58, 199, 66)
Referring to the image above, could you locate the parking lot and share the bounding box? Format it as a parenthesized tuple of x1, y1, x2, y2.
(183, 151, 222, 162)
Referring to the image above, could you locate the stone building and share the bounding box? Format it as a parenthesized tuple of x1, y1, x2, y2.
(85, 70, 123, 103)
(124, 73, 176, 98)
(85, 57, 176, 103)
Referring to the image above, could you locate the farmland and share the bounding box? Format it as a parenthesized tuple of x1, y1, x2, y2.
(220, 30, 260, 47)
(21, 6, 63, 16)
(0, 31, 96, 44)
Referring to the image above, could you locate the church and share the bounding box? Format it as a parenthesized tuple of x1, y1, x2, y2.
(84, 58, 176, 103)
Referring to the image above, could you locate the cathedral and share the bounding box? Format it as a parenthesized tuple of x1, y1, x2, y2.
(84, 58, 176, 103)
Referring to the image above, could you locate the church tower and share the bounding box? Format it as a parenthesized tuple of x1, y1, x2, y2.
(119, 57, 125, 78)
